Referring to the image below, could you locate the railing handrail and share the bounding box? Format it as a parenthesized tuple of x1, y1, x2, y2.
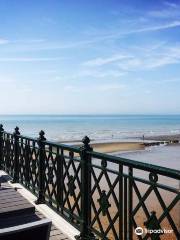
(2, 130, 180, 180)
(3, 131, 37, 142)
(45, 140, 81, 153)
(89, 150, 180, 180)
(3, 131, 81, 153)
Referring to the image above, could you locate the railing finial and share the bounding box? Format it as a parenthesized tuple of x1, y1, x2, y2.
(38, 130, 46, 141)
(14, 126, 20, 135)
(82, 136, 92, 150)
(0, 124, 4, 132)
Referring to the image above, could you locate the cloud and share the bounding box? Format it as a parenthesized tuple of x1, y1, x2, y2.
(0, 77, 15, 84)
(81, 21, 180, 50)
(148, 1, 180, 19)
(82, 40, 180, 73)
(0, 57, 62, 62)
(18, 87, 32, 93)
(3, 17, 180, 54)
(164, 1, 178, 8)
(63, 83, 125, 93)
(117, 54, 180, 71)
(73, 68, 126, 79)
(118, 47, 180, 71)
(83, 44, 180, 73)
(83, 54, 132, 67)
(81, 21, 180, 46)
(129, 21, 180, 33)
(18, 39, 46, 43)
(98, 83, 125, 91)
(118, 58, 142, 71)
(0, 38, 9, 44)
(6, 39, 96, 52)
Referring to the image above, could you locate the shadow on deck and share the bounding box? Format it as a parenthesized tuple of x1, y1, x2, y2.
(0, 173, 71, 240)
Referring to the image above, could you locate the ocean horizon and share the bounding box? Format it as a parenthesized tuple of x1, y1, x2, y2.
(1, 114, 180, 170)
(0, 114, 180, 141)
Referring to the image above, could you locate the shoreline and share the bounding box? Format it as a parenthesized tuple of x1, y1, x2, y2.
(144, 134, 180, 141)
(56, 133, 180, 154)
(83, 141, 145, 153)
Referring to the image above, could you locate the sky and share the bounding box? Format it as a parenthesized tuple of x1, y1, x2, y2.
(0, 0, 180, 114)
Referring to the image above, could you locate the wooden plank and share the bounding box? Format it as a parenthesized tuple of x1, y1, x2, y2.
(0, 203, 34, 216)
(0, 202, 34, 213)
(0, 198, 31, 206)
(0, 196, 26, 204)
(0, 191, 21, 198)
(0, 213, 40, 228)
(0, 203, 34, 213)
(0, 218, 52, 240)
(0, 188, 17, 195)
(0, 188, 17, 196)
(0, 183, 35, 218)
(0, 187, 14, 191)
(0, 203, 35, 218)
(0, 195, 35, 211)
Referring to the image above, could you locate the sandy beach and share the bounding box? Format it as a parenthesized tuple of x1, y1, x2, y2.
(90, 141, 145, 153)
(58, 133, 180, 154)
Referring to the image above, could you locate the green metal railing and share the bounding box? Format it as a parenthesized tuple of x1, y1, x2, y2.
(0, 124, 179, 240)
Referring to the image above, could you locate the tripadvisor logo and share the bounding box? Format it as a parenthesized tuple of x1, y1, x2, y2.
(135, 227, 173, 236)
(135, 227, 143, 235)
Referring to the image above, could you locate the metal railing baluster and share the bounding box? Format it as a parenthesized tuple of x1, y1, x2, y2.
(36, 130, 46, 204)
(0, 124, 4, 170)
(12, 126, 20, 183)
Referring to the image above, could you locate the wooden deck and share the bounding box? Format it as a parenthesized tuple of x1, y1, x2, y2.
(36, 211, 70, 240)
(0, 180, 70, 240)
(0, 184, 35, 218)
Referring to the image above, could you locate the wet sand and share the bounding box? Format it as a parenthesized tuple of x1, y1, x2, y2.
(60, 133, 180, 154)
(144, 134, 180, 142)
(90, 142, 145, 153)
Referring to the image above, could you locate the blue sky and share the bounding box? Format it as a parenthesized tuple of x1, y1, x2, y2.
(0, 0, 180, 114)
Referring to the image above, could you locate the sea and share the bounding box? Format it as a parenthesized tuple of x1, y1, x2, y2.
(0, 114, 180, 170)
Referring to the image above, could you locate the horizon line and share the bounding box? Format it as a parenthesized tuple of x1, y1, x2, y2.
(0, 113, 180, 116)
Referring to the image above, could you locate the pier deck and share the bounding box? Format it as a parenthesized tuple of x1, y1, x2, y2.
(0, 178, 70, 240)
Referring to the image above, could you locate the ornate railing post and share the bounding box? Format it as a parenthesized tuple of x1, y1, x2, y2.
(0, 124, 4, 170)
(25, 142, 31, 188)
(12, 126, 20, 183)
(75, 136, 96, 240)
(36, 130, 46, 204)
(57, 149, 63, 211)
